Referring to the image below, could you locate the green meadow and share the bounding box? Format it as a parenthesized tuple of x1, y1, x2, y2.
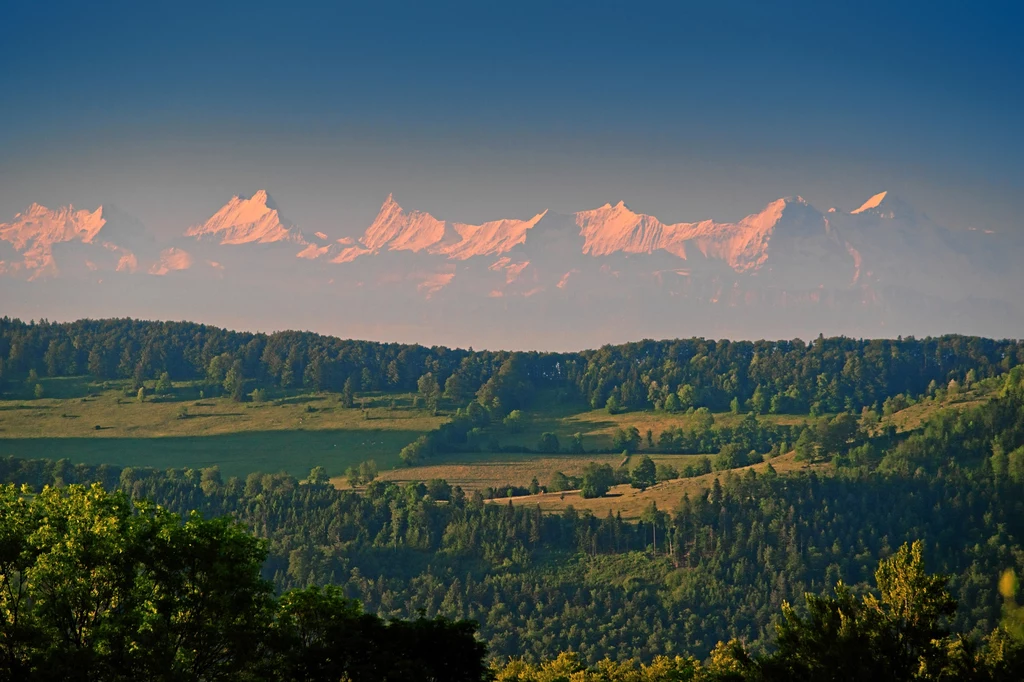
(0, 376, 445, 479)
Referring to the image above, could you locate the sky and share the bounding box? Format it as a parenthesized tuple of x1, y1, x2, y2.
(1, 0, 1022, 240)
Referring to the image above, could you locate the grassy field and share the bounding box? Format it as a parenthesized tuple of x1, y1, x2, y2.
(489, 451, 827, 520)
(876, 383, 994, 435)
(2, 375, 999, 498)
(0, 376, 445, 479)
(371, 451, 710, 491)
(476, 392, 818, 453)
(360, 382, 1002, 518)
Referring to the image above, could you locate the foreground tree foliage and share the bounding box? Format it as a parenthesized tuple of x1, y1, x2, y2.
(0, 484, 488, 682)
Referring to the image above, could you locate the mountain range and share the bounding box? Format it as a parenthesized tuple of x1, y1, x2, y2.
(1, 189, 1019, 349)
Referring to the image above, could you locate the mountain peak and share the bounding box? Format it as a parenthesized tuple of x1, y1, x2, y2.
(0, 201, 116, 277)
(249, 189, 278, 210)
(186, 190, 303, 245)
(852, 191, 889, 214)
(849, 191, 915, 221)
(360, 194, 447, 252)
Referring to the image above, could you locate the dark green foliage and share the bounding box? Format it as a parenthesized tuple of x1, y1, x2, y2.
(273, 586, 487, 682)
(580, 462, 615, 498)
(0, 483, 489, 682)
(713, 443, 746, 471)
(612, 426, 642, 454)
(537, 432, 560, 453)
(0, 452, 1023, 667)
(3, 318, 1022, 423)
(631, 455, 656, 490)
(880, 367, 1024, 474)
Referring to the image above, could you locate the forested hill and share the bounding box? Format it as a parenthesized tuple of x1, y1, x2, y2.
(3, 365, 1024, 663)
(2, 317, 1022, 414)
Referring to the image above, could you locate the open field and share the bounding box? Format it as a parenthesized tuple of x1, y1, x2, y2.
(358, 383, 1002, 517)
(476, 392, 820, 452)
(1, 375, 1001, 492)
(876, 382, 994, 435)
(490, 451, 827, 519)
(369, 451, 710, 491)
(0, 377, 444, 479)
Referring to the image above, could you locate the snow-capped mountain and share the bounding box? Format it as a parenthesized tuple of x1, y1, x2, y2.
(0, 203, 153, 279)
(325, 193, 549, 263)
(1, 188, 1020, 348)
(186, 190, 305, 246)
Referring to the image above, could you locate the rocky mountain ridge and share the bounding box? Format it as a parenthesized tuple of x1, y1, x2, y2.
(1, 188, 1018, 347)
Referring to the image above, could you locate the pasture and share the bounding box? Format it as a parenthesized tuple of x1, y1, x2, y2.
(491, 451, 826, 520)
(372, 451, 710, 491)
(0, 376, 444, 479)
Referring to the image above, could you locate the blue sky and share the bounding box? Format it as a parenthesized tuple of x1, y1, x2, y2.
(2, 0, 1021, 238)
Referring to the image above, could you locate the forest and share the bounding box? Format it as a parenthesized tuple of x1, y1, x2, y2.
(2, 317, 1024, 679)
(2, 317, 1022, 417)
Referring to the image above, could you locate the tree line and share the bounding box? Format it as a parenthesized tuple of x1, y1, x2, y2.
(2, 318, 1021, 418)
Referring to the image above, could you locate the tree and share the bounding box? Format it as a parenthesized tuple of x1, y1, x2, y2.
(755, 541, 959, 682)
(503, 409, 525, 433)
(227, 362, 246, 402)
(605, 394, 622, 415)
(676, 384, 696, 411)
(794, 427, 819, 462)
(820, 412, 861, 457)
(137, 386, 146, 403)
(581, 463, 614, 498)
(548, 471, 571, 492)
(694, 407, 715, 431)
(33, 383, 44, 400)
(0, 484, 274, 680)
(640, 502, 665, 552)
(87, 347, 106, 379)
(358, 459, 378, 483)
(537, 432, 560, 454)
(444, 371, 470, 404)
(612, 427, 642, 454)
(307, 466, 330, 486)
(399, 435, 432, 466)
(250, 387, 267, 403)
(631, 456, 657, 490)
(155, 371, 173, 394)
(750, 385, 767, 415)
(417, 372, 441, 411)
(730, 396, 741, 414)
(714, 443, 746, 471)
(664, 393, 680, 413)
(466, 401, 490, 427)
(569, 432, 586, 454)
(335, 376, 353, 408)
(655, 462, 679, 482)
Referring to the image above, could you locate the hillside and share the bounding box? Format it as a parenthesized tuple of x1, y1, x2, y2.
(0, 317, 1023, 672)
